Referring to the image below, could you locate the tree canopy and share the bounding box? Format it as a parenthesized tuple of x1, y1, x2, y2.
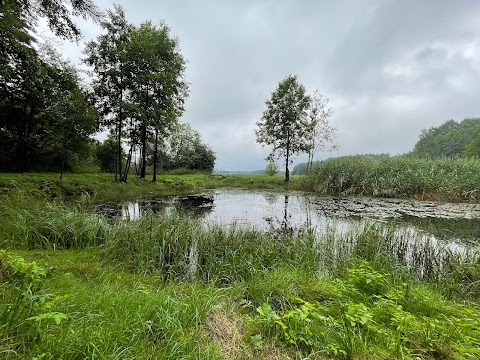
(0, 2, 211, 178)
(256, 75, 336, 182)
(85, 6, 189, 182)
(412, 118, 480, 158)
(153, 123, 216, 172)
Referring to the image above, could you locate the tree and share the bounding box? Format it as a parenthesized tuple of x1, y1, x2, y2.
(256, 75, 311, 182)
(0, 42, 97, 172)
(152, 123, 216, 172)
(10, 0, 102, 41)
(305, 90, 337, 174)
(127, 21, 188, 182)
(84, 5, 133, 182)
(85, 10, 188, 183)
(0, 0, 100, 173)
(96, 135, 126, 173)
(464, 129, 480, 157)
(264, 161, 279, 176)
(39, 45, 98, 179)
(412, 118, 480, 158)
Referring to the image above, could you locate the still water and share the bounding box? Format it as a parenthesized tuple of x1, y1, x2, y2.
(97, 188, 480, 249)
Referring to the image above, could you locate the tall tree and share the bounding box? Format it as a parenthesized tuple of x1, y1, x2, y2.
(305, 90, 337, 174)
(158, 123, 215, 172)
(0, 44, 97, 171)
(127, 21, 188, 182)
(84, 5, 133, 181)
(255, 75, 311, 182)
(10, 0, 102, 41)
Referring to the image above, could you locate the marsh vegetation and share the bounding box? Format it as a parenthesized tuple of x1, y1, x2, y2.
(1, 175, 479, 359)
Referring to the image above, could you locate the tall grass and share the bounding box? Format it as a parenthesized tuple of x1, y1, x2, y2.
(0, 195, 107, 249)
(3, 197, 479, 298)
(301, 155, 480, 201)
(1, 195, 480, 359)
(104, 214, 319, 284)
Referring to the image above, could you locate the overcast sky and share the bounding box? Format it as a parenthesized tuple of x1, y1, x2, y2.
(40, 0, 480, 171)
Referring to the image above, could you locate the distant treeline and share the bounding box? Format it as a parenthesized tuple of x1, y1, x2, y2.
(411, 117, 480, 158)
(293, 117, 480, 175)
(291, 118, 480, 201)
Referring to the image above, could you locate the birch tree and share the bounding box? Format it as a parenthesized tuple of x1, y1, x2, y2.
(255, 75, 310, 182)
(305, 90, 337, 173)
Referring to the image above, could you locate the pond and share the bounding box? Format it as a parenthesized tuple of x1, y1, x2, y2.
(96, 188, 480, 247)
(95, 188, 480, 278)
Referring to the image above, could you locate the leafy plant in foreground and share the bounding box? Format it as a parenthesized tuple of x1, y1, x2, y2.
(0, 251, 68, 351)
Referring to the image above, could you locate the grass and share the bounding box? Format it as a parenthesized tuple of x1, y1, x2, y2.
(0, 172, 296, 202)
(300, 155, 480, 202)
(2, 246, 479, 359)
(1, 176, 479, 358)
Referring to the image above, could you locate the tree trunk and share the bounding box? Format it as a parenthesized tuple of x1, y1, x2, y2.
(60, 142, 67, 181)
(122, 143, 134, 183)
(285, 133, 290, 183)
(152, 128, 159, 183)
(307, 151, 313, 174)
(140, 123, 147, 179)
(117, 109, 123, 182)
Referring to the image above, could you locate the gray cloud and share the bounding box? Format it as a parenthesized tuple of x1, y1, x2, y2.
(41, 0, 480, 170)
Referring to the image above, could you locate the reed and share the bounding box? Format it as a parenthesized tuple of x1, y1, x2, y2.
(0, 197, 107, 249)
(301, 156, 480, 201)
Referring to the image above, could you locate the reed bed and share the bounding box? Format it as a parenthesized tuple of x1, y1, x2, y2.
(1, 197, 480, 359)
(300, 156, 480, 201)
(2, 198, 479, 299)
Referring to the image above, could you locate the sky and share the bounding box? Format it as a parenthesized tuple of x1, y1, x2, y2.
(39, 0, 480, 171)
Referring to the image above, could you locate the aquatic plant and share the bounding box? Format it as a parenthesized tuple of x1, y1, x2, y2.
(301, 156, 480, 201)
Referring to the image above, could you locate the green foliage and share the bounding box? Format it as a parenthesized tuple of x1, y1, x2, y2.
(85, 7, 189, 182)
(0, 44, 98, 172)
(0, 0, 99, 173)
(263, 161, 279, 176)
(256, 75, 311, 182)
(412, 118, 480, 158)
(464, 129, 480, 157)
(247, 262, 480, 359)
(292, 153, 390, 175)
(154, 123, 216, 172)
(95, 135, 126, 173)
(7, 0, 102, 41)
(0, 251, 67, 349)
(301, 155, 480, 201)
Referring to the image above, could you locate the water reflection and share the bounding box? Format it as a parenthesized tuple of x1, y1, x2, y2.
(97, 194, 214, 221)
(96, 189, 480, 249)
(95, 189, 480, 281)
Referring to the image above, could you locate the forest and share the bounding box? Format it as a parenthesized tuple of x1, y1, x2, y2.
(0, 1, 215, 179)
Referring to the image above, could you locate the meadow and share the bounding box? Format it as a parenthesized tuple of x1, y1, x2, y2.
(1, 170, 479, 359)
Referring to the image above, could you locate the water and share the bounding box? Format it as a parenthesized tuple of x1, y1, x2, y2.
(98, 188, 478, 231)
(96, 188, 480, 278)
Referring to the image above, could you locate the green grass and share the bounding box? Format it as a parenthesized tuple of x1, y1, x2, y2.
(300, 155, 480, 201)
(1, 249, 228, 359)
(2, 246, 479, 359)
(0, 172, 297, 202)
(1, 176, 479, 358)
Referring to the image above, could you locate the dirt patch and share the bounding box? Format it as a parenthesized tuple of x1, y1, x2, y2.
(204, 310, 291, 360)
(204, 311, 249, 359)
